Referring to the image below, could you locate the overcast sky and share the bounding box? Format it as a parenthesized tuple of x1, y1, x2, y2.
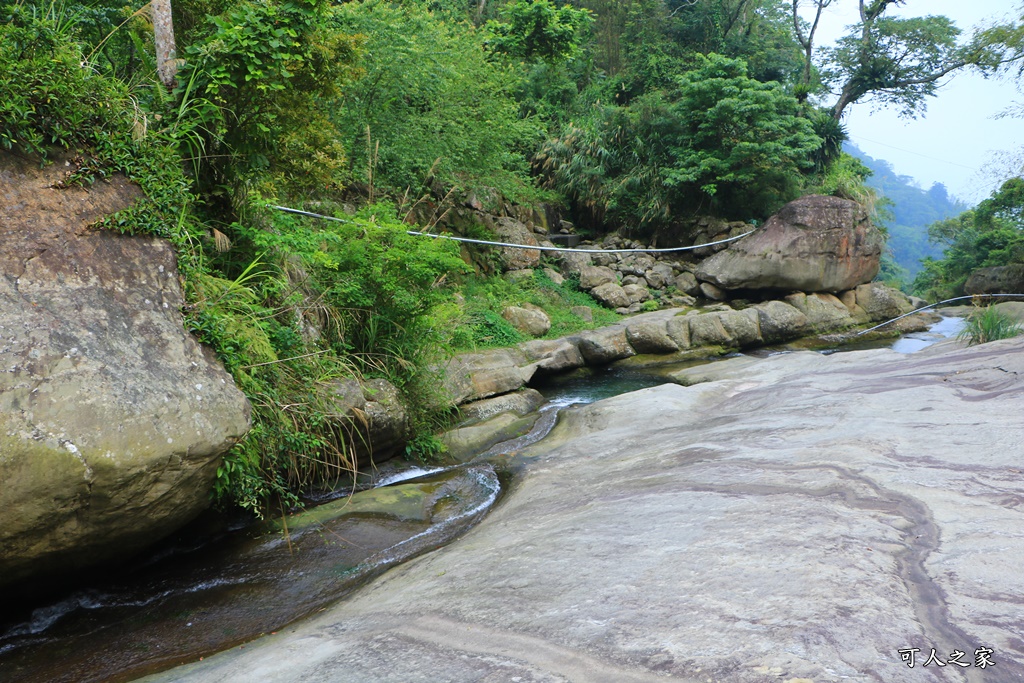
(804, 0, 1023, 204)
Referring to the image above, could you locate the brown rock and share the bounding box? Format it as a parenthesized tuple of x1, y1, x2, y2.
(579, 264, 617, 290)
(492, 216, 541, 271)
(590, 282, 631, 309)
(573, 327, 636, 365)
(518, 338, 585, 373)
(964, 265, 1024, 295)
(695, 195, 883, 292)
(501, 305, 551, 337)
(625, 320, 679, 354)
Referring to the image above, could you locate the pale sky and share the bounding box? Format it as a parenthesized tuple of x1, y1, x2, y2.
(804, 0, 1023, 204)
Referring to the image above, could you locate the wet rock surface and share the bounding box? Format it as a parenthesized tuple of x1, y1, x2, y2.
(140, 336, 1024, 683)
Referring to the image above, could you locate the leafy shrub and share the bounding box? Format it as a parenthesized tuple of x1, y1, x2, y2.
(913, 178, 1024, 300)
(331, 0, 541, 201)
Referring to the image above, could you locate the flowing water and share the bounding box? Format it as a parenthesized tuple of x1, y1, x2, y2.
(0, 316, 964, 682)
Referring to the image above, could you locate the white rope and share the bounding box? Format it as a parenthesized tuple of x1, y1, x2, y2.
(270, 204, 755, 254)
(856, 294, 1024, 335)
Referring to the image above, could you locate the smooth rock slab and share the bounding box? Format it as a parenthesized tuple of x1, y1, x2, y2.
(143, 337, 1024, 683)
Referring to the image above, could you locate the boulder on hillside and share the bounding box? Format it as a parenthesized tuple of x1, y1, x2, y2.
(502, 305, 551, 337)
(555, 250, 593, 278)
(0, 152, 251, 588)
(695, 195, 883, 292)
(590, 282, 631, 309)
(673, 271, 700, 296)
(964, 265, 1024, 296)
(578, 264, 617, 290)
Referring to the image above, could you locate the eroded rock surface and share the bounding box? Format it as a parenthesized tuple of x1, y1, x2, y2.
(0, 152, 250, 587)
(696, 194, 883, 292)
(143, 337, 1024, 683)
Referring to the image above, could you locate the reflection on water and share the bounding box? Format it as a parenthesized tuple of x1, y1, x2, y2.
(889, 315, 964, 353)
(818, 315, 965, 355)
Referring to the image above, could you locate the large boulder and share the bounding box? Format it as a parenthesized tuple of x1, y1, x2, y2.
(578, 264, 616, 290)
(0, 152, 251, 587)
(572, 327, 636, 365)
(784, 292, 856, 332)
(964, 265, 1024, 295)
(854, 283, 914, 321)
(517, 337, 585, 373)
(695, 195, 883, 292)
(590, 282, 631, 309)
(625, 320, 679, 354)
(751, 300, 810, 343)
(457, 388, 546, 424)
(554, 250, 592, 279)
(501, 305, 551, 337)
(442, 348, 536, 405)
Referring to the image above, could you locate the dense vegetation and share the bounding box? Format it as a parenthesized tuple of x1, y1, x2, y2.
(4, 0, 1023, 513)
(913, 178, 1024, 300)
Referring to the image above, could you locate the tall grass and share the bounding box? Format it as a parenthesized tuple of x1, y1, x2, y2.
(956, 306, 1024, 346)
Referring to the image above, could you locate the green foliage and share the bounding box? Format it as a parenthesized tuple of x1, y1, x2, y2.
(806, 151, 883, 226)
(0, 4, 130, 156)
(177, 0, 361, 198)
(450, 309, 529, 349)
(956, 306, 1024, 346)
(453, 268, 619, 349)
(822, 10, 975, 119)
(332, 0, 541, 201)
(663, 53, 820, 217)
(485, 0, 592, 64)
(913, 178, 1024, 300)
(670, 0, 803, 84)
(538, 53, 820, 231)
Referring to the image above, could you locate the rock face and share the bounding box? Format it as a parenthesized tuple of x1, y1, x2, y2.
(490, 216, 540, 271)
(0, 152, 250, 587)
(326, 378, 410, 465)
(442, 348, 537, 405)
(696, 194, 883, 292)
(964, 264, 1024, 295)
(148, 337, 1024, 683)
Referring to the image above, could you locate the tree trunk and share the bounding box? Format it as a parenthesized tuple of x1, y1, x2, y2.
(152, 0, 178, 89)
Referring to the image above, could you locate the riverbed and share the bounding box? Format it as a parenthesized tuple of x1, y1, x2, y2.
(0, 316, 965, 683)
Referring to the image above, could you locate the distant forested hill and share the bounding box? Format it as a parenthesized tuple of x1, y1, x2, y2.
(846, 144, 969, 279)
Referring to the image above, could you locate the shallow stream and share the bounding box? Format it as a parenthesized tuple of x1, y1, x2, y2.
(0, 316, 963, 682)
